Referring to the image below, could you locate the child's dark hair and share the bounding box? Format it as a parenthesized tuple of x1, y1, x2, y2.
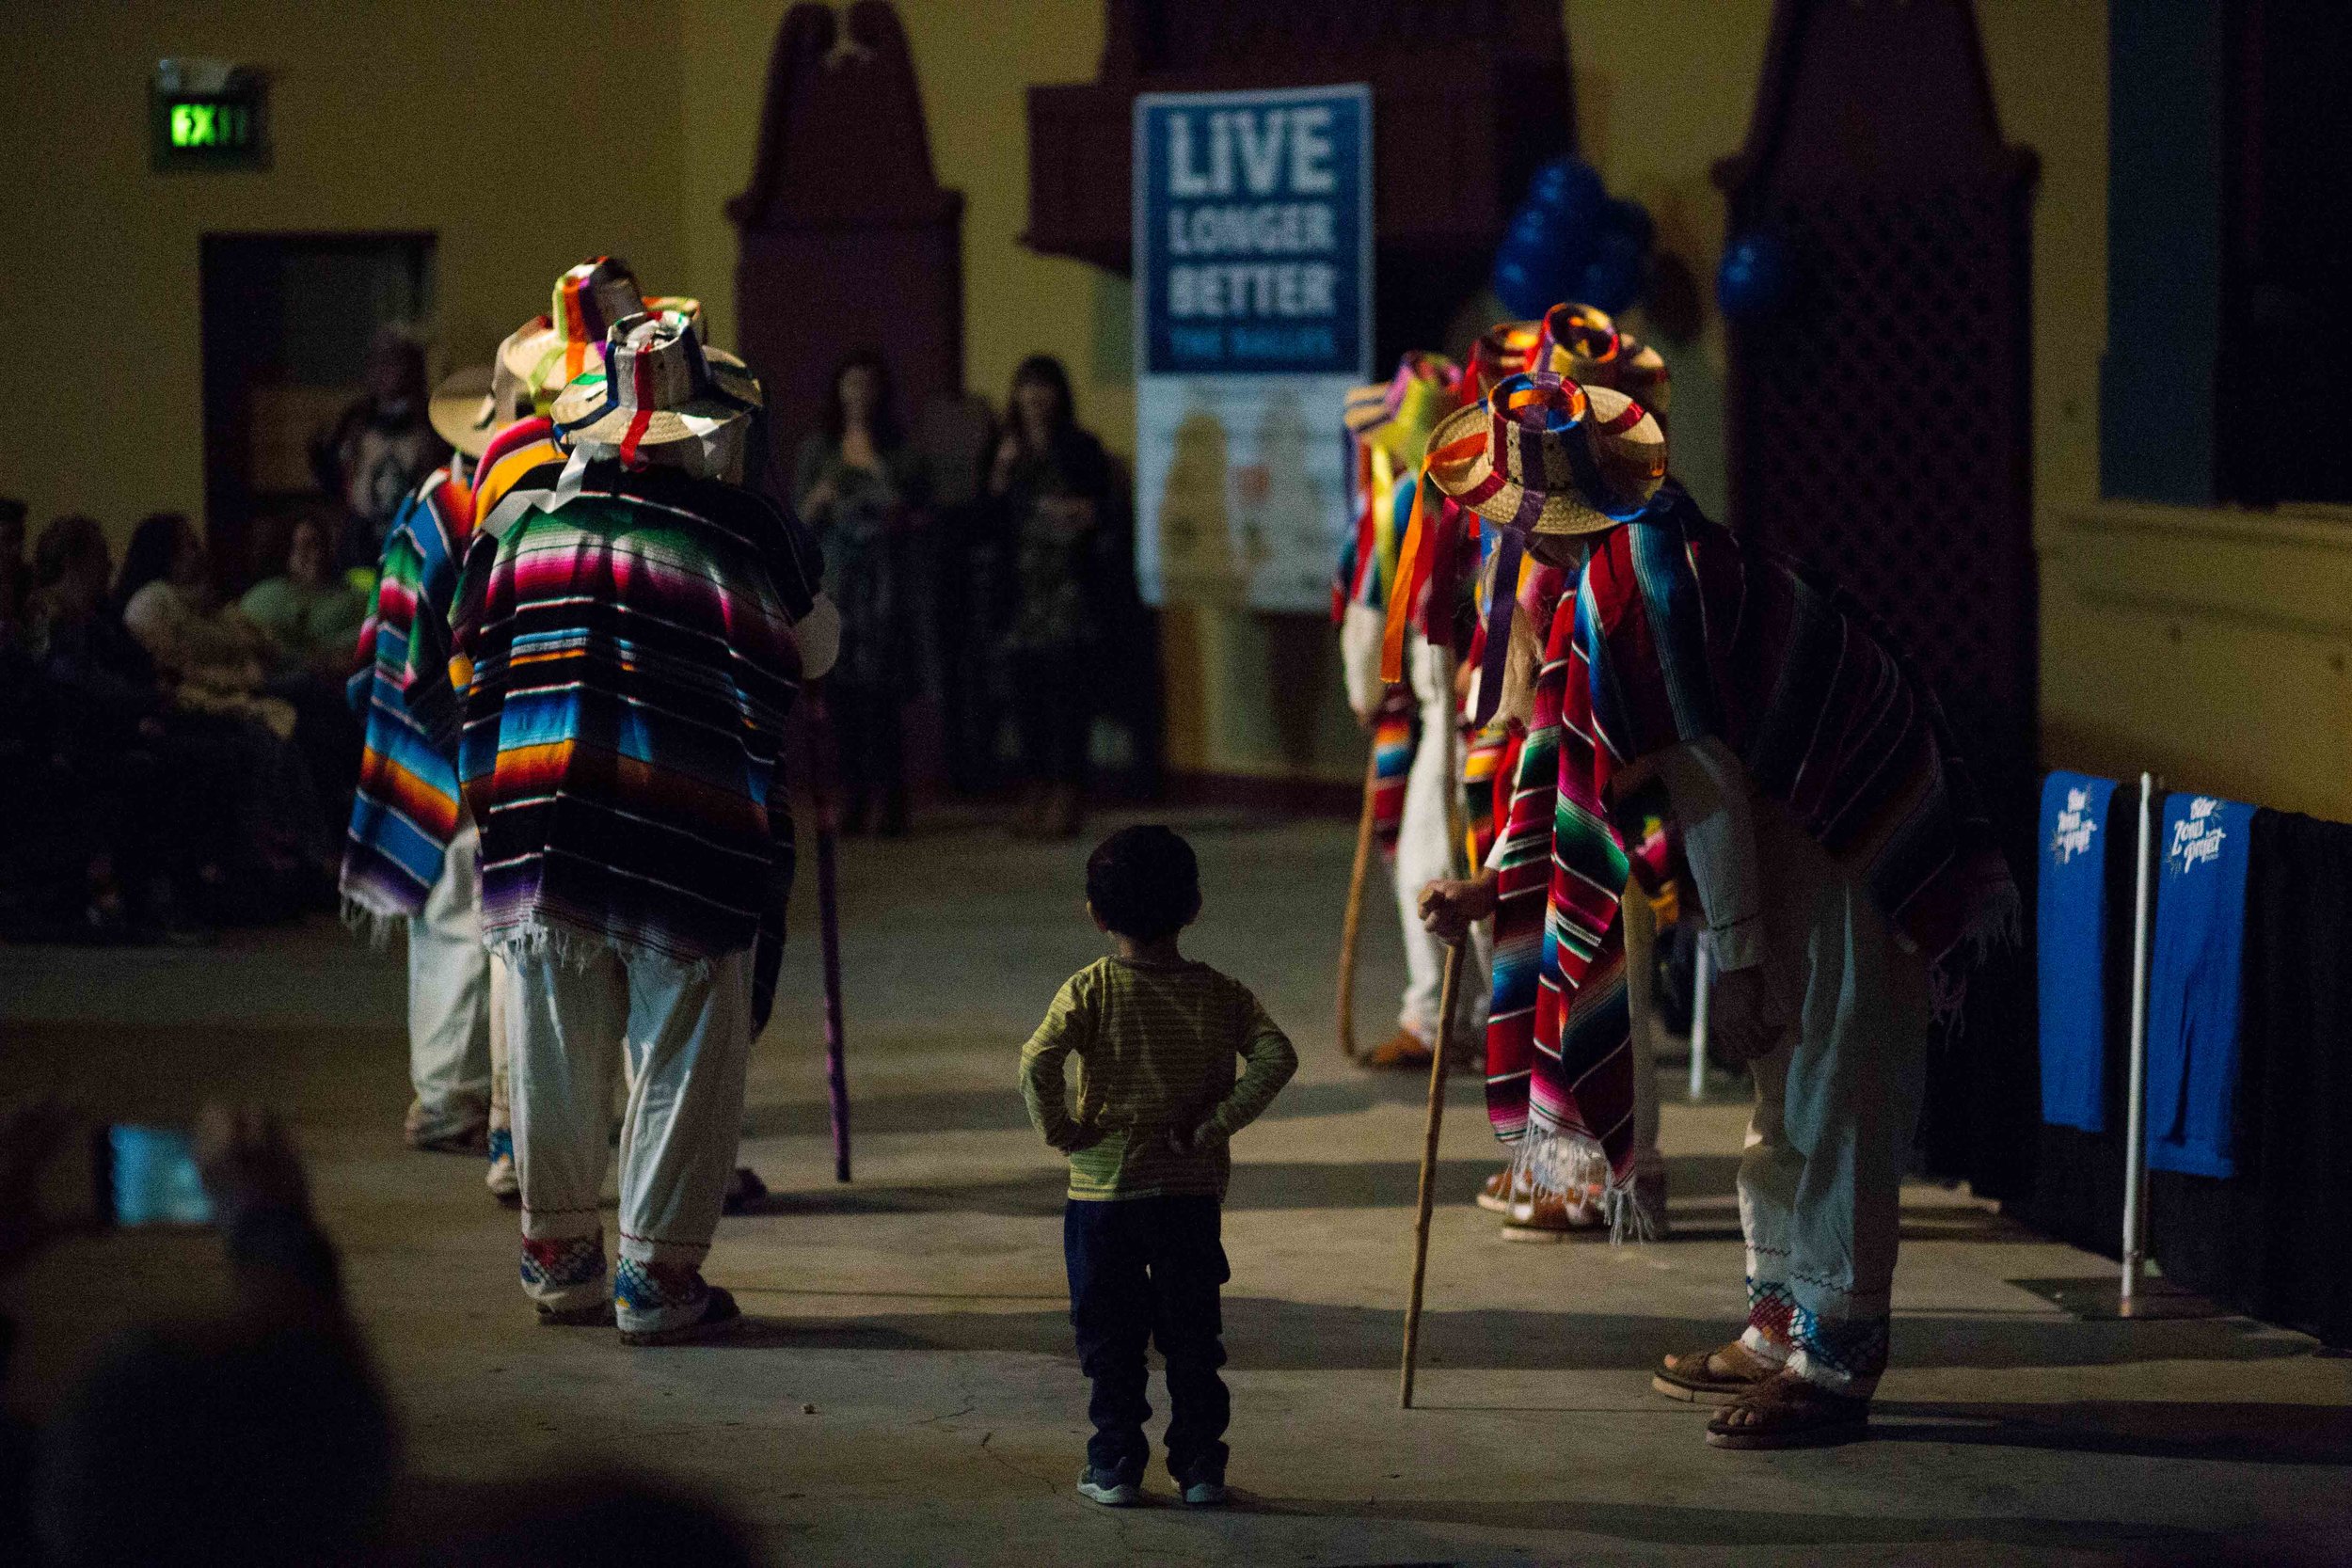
(1086, 826, 1200, 942)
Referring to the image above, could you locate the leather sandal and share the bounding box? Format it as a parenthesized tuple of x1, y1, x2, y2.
(1652, 1340, 1777, 1404)
(1705, 1370, 1870, 1449)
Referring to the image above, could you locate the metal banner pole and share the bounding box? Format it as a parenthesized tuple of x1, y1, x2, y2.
(2120, 771, 2158, 1312)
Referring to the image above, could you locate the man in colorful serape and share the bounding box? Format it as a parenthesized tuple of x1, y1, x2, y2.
(1334, 352, 1487, 1070)
(342, 347, 538, 1164)
(1460, 306, 1677, 1241)
(418, 312, 834, 1345)
(1418, 366, 2015, 1448)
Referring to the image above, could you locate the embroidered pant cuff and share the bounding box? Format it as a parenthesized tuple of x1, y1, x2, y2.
(519, 1232, 607, 1311)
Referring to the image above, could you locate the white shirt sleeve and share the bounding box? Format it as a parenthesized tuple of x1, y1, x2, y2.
(1338, 602, 1386, 721)
(1654, 737, 1765, 972)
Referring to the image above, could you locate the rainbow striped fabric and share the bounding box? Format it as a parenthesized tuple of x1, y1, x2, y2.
(414, 462, 825, 1029)
(1486, 486, 2016, 1181)
(341, 460, 477, 927)
(1369, 686, 1415, 862)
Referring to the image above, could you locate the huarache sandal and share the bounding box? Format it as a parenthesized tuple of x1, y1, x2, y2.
(1652, 1341, 1778, 1403)
(1704, 1371, 1870, 1449)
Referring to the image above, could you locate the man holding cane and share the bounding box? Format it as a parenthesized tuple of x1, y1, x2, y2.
(1417, 368, 2013, 1449)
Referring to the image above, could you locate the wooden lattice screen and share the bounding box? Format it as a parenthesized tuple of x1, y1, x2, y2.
(1716, 0, 2041, 1195)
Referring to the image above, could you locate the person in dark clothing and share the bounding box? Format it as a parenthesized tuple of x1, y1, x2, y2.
(0, 1101, 394, 1568)
(314, 327, 448, 571)
(795, 351, 927, 836)
(9, 516, 237, 940)
(988, 356, 1124, 839)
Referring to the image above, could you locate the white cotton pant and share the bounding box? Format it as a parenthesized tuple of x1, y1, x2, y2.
(1734, 800, 1932, 1399)
(405, 819, 491, 1138)
(506, 943, 752, 1313)
(1394, 632, 1491, 1045)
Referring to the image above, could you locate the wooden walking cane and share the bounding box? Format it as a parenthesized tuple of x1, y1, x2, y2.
(1399, 942, 1464, 1409)
(805, 684, 852, 1183)
(1335, 740, 1382, 1061)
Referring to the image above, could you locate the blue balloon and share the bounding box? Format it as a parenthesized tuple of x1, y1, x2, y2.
(1492, 159, 1641, 320)
(1601, 197, 1655, 253)
(1575, 229, 1646, 314)
(1716, 231, 1793, 320)
(1527, 156, 1606, 228)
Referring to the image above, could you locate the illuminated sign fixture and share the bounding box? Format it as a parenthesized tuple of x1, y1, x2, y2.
(152, 58, 269, 172)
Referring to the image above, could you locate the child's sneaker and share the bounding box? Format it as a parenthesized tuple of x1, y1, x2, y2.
(1178, 1477, 1230, 1507)
(1076, 1468, 1142, 1508)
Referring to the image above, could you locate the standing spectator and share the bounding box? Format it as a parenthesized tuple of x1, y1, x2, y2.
(314, 327, 449, 570)
(794, 351, 926, 836)
(989, 355, 1120, 839)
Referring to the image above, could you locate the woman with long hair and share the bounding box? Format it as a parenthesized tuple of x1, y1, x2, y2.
(988, 356, 1122, 839)
(795, 350, 927, 836)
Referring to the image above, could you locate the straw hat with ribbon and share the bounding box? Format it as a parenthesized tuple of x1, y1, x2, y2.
(550, 309, 763, 473)
(1534, 301, 1672, 424)
(1343, 354, 1460, 626)
(1381, 371, 1667, 721)
(499, 257, 702, 412)
(427, 318, 548, 460)
(1463, 319, 1541, 404)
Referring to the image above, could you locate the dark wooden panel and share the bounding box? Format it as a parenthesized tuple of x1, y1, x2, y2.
(1025, 3, 1573, 273)
(1715, 0, 2041, 1196)
(728, 0, 965, 462)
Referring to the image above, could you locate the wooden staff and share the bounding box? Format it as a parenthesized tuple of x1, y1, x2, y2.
(805, 685, 852, 1183)
(1399, 941, 1464, 1409)
(1335, 739, 1382, 1061)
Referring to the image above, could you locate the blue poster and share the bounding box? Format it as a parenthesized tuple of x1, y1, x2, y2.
(1134, 85, 1372, 379)
(1132, 85, 1372, 612)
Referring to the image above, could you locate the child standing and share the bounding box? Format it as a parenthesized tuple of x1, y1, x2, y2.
(1019, 826, 1298, 1508)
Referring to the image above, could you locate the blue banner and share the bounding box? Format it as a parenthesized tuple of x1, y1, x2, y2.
(1133, 85, 1372, 379)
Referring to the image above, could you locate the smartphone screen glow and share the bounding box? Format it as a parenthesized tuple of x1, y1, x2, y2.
(109, 1125, 215, 1227)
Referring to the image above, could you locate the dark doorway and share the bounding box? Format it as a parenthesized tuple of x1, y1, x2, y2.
(198, 232, 435, 594)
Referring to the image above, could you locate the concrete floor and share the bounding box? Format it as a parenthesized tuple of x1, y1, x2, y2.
(4, 808, 2349, 1567)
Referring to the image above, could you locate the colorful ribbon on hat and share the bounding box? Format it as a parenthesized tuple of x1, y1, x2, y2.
(555, 310, 755, 469)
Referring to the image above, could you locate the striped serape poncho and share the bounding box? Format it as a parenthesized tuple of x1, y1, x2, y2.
(340, 459, 476, 928)
(414, 461, 824, 1030)
(1486, 489, 2017, 1184)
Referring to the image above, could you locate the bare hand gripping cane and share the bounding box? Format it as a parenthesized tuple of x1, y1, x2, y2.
(1399, 941, 1464, 1409)
(1335, 741, 1382, 1062)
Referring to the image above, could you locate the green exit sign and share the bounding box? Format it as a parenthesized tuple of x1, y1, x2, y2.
(151, 60, 268, 172)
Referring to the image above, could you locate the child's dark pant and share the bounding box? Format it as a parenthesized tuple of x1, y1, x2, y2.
(1062, 1195, 1231, 1483)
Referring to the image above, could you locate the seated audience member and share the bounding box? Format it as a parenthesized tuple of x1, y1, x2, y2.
(114, 512, 287, 732)
(240, 512, 369, 680)
(112, 513, 342, 886)
(8, 516, 230, 940)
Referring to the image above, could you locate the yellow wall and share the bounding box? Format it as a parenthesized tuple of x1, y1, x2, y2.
(13, 1, 2344, 812)
(0, 1, 691, 547)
